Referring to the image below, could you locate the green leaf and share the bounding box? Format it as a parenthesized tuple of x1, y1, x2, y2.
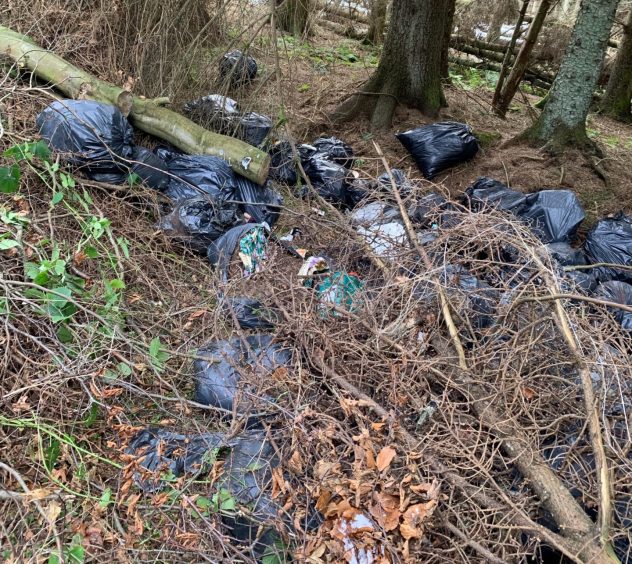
(149, 337, 161, 359)
(0, 164, 20, 194)
(0, 296, 9, 315)
(196, 496, 212, 509)
(99, 488, 112, 508)
(4, 140, 51, 161)
(109, 279, 125, 290)
(116, 237, 130, 259)
(83, 403, 99, 427)
(60, 172, 75, 189)
(84, 246, 99, 259)
(68, 535, 85, 563)
(44, 438, 61, 471)
(51, 192, 64, 205)
(117, 362, 132, 377)
(127, 172, 141, 186)
(48, 554, 60, 564)
(0, 239, 20, 250)
(56, 325, 73, 343)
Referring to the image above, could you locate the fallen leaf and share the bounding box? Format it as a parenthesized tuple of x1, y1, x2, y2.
(11, 395, 31, 414)
(187, 309, 207, 321)
(399, 500, 437, 540)
(376, 446, 397, 472)
(271, 466, 287, 500)
(28, 488, 51, 501)
(127, 294, 142, 305)
(126, 493, 141, 517)
(365, 447, 376, 470)
(411, 479, 441, 500)
(315, 490, 332, 512)
(45, 500, 62, 524)
(371, 421, 386, 432)
(522, 386, 537, 401)
(369, 492, 401, 531)
(288, 450, 303, 474)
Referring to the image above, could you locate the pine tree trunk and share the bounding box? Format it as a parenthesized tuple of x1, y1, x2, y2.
(522, 0, 619, 151)
(600, 9, 632, 121)
(277, 0, 311, 35)
(492, 0, 551, 117)
(441, 0, 457, 80)
(333, 0, 455, 129)
(366, 0, 389, 44)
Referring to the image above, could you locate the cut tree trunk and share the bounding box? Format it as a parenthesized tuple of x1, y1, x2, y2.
(492, 0, 551, 117)
(0, 26, 269, 184)
(333, 0, 456, 129)
(520, 0, 620, 152)
(366, 0, 388, 44)
(599, 9, 632, 121)
(277, 0, 311, 36)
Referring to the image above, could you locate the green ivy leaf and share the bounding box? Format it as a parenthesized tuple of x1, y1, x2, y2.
(0, 239, 20, 250)
(0, 164, 20, 194)
(51, 191, 64, 205)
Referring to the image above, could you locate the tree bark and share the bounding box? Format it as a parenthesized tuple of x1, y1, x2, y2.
(521, 0, 620, 152)
(0, 26, 270, 184)
(277, 0, 311, 36)
(334, 0, 455, 129)
(600, 9, 632, 121)
(366, 0, 388, 44)
(441, 0, 456, 79)
(492, 0, 551, 117)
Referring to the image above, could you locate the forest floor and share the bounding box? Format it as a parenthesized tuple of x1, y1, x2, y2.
(2, 8, 632, 563)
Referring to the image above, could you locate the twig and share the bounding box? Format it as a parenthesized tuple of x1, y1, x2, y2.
(563, 262, 632, 273)
(513, 293, 632, 315)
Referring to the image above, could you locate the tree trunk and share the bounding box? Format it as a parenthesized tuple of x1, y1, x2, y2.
(441, 0, 456, 79)
(492, 0, 551, 117)
(277, 0, 311, 35)
(0, 25, 270, 184)
(333, 0, 455, 129)
(487, 0, 519, 43)
(366, 0, 389, 44)
(521, 0, 620, 152)
(492, 0, 531, 103)
(600, 9, 632, 121)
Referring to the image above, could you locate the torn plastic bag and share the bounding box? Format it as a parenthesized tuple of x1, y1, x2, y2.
(269, 141, 298, 185)
(222, 297, 277, 330)
(594, 281, 632, 331)
(207, 223, 269, 281)
(126, 428, 231, 492)
(193, 334, 292, 418)
(233, 176, 283, 226)
(129, 147, 170, 190)
(396, 121, 479, 179)
(546, 242, 587, 267)
(564, 270, 598, 293)
(350, 202, 401, 226)
(36, 99, 134, 178)
(408, 193, 449, 227)
(584, 213, 632, 283)
(162, 154, 236, 202)
(219, 50, 258, 85)
(516, 190, 585, 244)
(158, 197, 243, 254)
(234, 112, 273, 147)
(312, 136, 354, 168)
(377, 168, 413, 197)
(357, 221, 407, 257)
(465, 177, 527, 213)
(345, 173, 372, 208)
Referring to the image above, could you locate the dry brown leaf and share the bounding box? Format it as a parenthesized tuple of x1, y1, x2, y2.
(271, 466, 287, 500)
(369, 492, 401, 531)
(522, 385, 537, 401)
(315, 490, 332, 512)
(127, 293, 142, 305)
(11, 395, 31, 414)
(376, 446, 397, 472)
(371, 421, 386, 432)
(365, 447, 376, 470)
(133, 510, 144, 536)
(28, 488, 51, 501)
(126, 493, 141, 517)
(288, 450, 304, 474)
(410, 479, 441, 500)
(314, 460, 341, 481)
(45, 501, 62, 524)
(399, 500, 437, 540)
(187, 309, 207, 321)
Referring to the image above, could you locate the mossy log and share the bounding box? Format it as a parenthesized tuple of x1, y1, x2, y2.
(0, 26, 270, 185)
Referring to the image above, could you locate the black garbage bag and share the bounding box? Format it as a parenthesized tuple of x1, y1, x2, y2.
(408, 192, 449, 227)
(377, 168, 413, 197)
(235, 112, 273, 147)
(269, 141, 298, 185)
(301, 154, 349, 204)
(207, 223, 269, 281)
(594, 281, 632, 331)
(584, 213, 632, 283)
(233, 176, 283, 226)
(222, 297, 277, 330)
(162, 154, 236, 201)
(465, 177, 527, 213)
(36, 99, 134, 178)
(396, 121, 479, 179)
(158, 197, 244, 254)
(183, 94, 240, 132)
(546, 242, 587, 267)
(126, 428, 230, 492)
(516, 190, 585, 244)
(193, 334, 292, 419)
(312, 136, 354, 168)
(219, 50, 258, 85)
(129, 147, 170, 190)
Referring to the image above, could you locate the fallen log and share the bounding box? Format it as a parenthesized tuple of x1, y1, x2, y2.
(318, 0, 369, 24)
(319, 18, 368, 40)
(449, 55, 552, 90)
(0, 26, 270, 185)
